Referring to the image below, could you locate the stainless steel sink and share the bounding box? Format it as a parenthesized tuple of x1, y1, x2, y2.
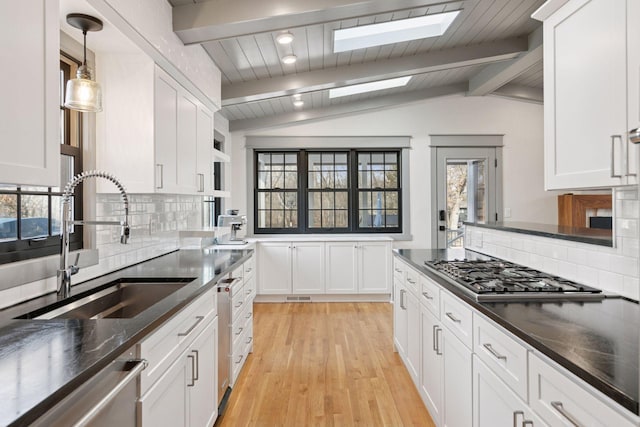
(17, 278, 195, 320)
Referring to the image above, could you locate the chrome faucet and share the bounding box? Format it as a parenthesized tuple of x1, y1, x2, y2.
(57, 171, 130, 299)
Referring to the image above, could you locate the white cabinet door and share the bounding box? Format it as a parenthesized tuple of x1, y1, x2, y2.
(292, 242, 325, 294)
(628, 0, 640, 184)
(405, 291, 420, 384)
(357, 242, 391, 293)
(196, 106, 214, 194)
(473, 356, 546, 427)
(543, 0, 628, 189)
(325, 242, 357, 293)
(188, 319, 218, 427)
(0, 0, 59, 186)
(442, 327, 472, 427)
(176, 93, 198, 194)
(155, 72, 179, 194)
(393, 280, 408, 357)
(139, 354, 189, 427)
(258, 242, 292, 294)
(420, 305, 442, 426)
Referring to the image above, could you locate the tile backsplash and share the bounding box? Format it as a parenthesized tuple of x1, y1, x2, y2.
(465, 187, 640, 300)
(0, 193, 204, 309)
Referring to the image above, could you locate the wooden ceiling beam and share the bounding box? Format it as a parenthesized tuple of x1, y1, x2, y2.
(173, 0, 461, 44)
(467, 26, 543, 96)
(222, 37, 527, 106)
(229, 83, 467, 131)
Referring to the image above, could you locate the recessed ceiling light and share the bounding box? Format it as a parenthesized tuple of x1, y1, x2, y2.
(276, 32, 294, 45)
(293, 99, 304, 107)
(329, 76, 412, 98)
(293, 94, 302, 100)
(282, 54, 297, 64)
(333, 10, 460, 53)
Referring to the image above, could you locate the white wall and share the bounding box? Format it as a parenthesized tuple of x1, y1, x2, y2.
(230, 94, 558, 248)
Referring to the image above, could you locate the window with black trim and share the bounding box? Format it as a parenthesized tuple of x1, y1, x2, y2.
(254, 149, 402, 234)
(0, 52, 83, 265)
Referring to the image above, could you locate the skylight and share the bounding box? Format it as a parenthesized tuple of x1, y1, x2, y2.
(333, 10, 460, 53)
(329, 76, 412, 99)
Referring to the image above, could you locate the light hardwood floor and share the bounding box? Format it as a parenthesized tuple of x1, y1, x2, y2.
(216, 302, 435, 427)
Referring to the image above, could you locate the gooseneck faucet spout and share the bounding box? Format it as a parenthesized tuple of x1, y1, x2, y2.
(58, 171, 130, 299)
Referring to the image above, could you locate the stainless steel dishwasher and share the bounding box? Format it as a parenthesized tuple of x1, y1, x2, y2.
(217, 276, 240, 416)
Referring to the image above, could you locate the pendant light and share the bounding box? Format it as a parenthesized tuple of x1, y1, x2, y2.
(64, 14, 103, 113)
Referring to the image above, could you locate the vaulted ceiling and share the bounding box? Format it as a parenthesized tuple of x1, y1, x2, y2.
(168, 0, 545, 131)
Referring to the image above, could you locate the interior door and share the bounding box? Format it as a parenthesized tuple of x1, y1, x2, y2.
(436, 147, 500, 249)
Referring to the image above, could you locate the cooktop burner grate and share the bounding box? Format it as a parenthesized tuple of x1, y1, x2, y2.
(424, 258, 603, 301)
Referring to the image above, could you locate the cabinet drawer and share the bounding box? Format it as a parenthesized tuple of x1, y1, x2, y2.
(231, 328, 250, 386)
(244, 256, 255, 280)
(231, 283, 246, 321)
(529, 353, 635, 427)
(473, 313, 528, 401)
(419, 275, 440, 317)
(138, 288, 216, 395)
(440, 291, 473, 349)
(243, 321, 254, 355)
(405, 267, 420, 296)
(393, 257, 406, 282)
(244, 274, 256, 303)
(232, 265, 244, 283)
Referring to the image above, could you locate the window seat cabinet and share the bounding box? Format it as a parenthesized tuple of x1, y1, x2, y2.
(256, 240, 391, 298)
(392, 254, 639, 427)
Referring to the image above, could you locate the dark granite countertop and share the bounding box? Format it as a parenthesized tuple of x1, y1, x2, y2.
(0, 248, 252, 427)
(395, 248, 639, 415)
(465, 221, 613, 247)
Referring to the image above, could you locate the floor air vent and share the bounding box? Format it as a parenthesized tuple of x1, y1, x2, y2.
(286, 296, 312, 302)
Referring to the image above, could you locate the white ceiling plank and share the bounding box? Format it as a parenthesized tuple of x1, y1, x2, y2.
(455, 0, 513, 46)
(306, 25, 326, 70)
(222, 37, 527, 105)
(229, 84, 467, 131)
(236, 35, 272, 80)
(253, 33, 285, 78)
(173, 0, 462, 44)
(323, 21, 341, 69)
(467, 26, 542, 96)
(219, 38, 259, 82)
(491, 0, 544, 42)
(202, 42, 244, 84)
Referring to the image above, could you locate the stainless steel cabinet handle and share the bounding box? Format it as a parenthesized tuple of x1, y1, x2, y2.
(192, 350, 199, 381)
(236, 327, 244, 336)
(235, 354, 244, 364)
(246, 336, 253, 344)
(522, 421, 534, 427)
(156, 164, 164, 189)
(407, 278, 416, 284)
(71, 359, 147, 427)
(235, 300, 243, 308)
(394, 268, 402, 273)
(246, 311, 253, 319)
(422, 292, 433, 300)
(435, 327, 442, 355)
(399, 289, 406, 310)
(432, 325, 438, 352)
(483, 343, 507, 361)
(246, 267, 252, 273)
(627, 133, 637, 176)
(611, 135, 623, 178)
(178, 316, 205, 337)
(197, 173, 205, 192)
(187, 354, 196, 387)
(445, 312, 461, 323)
(550, 402, 581, 426)
(513, 410, 524, 427)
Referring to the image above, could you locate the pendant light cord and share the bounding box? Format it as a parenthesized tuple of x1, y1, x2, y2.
(82, 30, 87, 66)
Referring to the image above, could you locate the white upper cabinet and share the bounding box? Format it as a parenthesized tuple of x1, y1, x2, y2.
(0, 0, 60, 187)
(96, 61, 215, 195)
(536, 0, 638, 189)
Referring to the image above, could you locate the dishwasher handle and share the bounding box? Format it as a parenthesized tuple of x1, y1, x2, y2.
(72, 359, 148, 427)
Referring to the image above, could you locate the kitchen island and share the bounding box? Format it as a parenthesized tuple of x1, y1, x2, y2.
(395, 248, 638, 417)
(0, 248, 252, 427)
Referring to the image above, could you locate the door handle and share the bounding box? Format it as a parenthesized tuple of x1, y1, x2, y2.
(155, 164, 164, 189)
(611, 135, 623, 178)
(187, 354, 196, 387)
(513, 410, 524, 427)
(435, 327, 442, 355)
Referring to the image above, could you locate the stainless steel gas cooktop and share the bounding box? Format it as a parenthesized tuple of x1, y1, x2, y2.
(425, 259, 605, 302)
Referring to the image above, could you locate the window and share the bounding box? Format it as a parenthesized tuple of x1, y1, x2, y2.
(254, 149, 402, 234)
(0, 53, 83, 265)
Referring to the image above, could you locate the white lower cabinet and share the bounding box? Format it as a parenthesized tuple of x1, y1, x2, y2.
(257, 242, 292, 294)
(441, 324, 472, 427)
(292, 242, 325, 294)
(357, 241, 392, 293)
(529, 353, 635, 427)
(394, 278, 419, 381)
(420, 304, 442, 424)
(325, 242, 357, 293)
(473, 356, 546, 427)
(393, 279, 408, 356)
(139, 317, 218, 427)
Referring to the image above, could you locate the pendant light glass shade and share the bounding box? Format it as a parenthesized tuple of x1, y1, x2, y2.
(64, 13, 103, 113)
(64, 65, 102, 112)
